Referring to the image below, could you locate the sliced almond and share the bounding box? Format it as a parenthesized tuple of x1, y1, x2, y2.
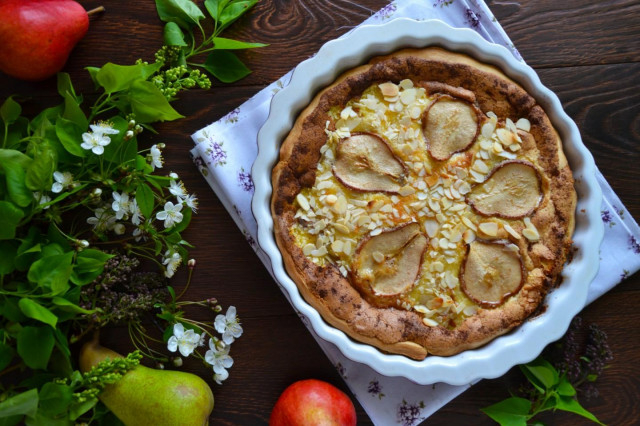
(466, 160, 542, 219)
(378, 82, 399, 98)
(352, 223, 428, 303)
(422, 95, 480, 161)
(333, 133, 406, 193)
(460, 240, 524, 308)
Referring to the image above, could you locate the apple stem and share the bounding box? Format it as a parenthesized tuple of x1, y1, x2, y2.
(87, 6, 105, 17)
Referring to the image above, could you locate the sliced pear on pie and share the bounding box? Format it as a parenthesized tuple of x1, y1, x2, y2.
(332, 133, 406, 193)
(423, 95, 480, 161)
(460, 240, 524, 308)
(466, 160, 542, 219)
(352, 223, 427, 300)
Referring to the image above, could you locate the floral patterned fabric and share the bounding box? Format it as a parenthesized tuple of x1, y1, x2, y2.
(190, 1, 640, 424)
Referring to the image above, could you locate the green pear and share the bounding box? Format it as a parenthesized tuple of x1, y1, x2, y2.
(79, 336, 214, 426)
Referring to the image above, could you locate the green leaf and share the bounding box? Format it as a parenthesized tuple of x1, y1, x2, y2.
(61, 90, 87, 130)
(70, 249, 113, 285)
(155, 0, 206, 30)
(38, 382, 73, 417)
(17, 326, 55, 370)
(68, 398, 98, 421)
(136, 183, 155, 219)
(18, 298, 58, 328)
(0, 297, 27, 323)
(163, 22, 188, 46)
(0, 201, 25, 240)
(218, 0, 258, 30)
(25, 140, 57, 191)
(212, 37, 267, 50)
(0, 240, 19, 274)
(557, 376, 577, 397)
(1, 116, 29, 150)
(1, 96, 22, 126)
(96, 62, 162, 94)
(56, 73, 77, 100)
(129, 80, 184, 123)
(204, 0, 230, 21)
(520, 358, 559, 392)
(0, 149, 33, 207)
(481, 397, 531, 426)
(51, 297, 95, 314)
(27, 251, 74, 294)
(0, 342, 15, 372)
(85, 66, 101, 89)
(30, 105, 63, 135)
(204, 50, 251, 83)
(556, 395, 604, 425)
(0, 389, 38, 419)
(55, 118, 85, 157)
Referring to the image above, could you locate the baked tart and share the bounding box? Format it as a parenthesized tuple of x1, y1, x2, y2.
(271, 47, 576, 360)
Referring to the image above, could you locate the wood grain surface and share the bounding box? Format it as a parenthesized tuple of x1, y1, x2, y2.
(1, 0, 638, 424)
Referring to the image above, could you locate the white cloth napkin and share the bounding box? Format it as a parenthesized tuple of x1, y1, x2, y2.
(190, 1, 640, 424)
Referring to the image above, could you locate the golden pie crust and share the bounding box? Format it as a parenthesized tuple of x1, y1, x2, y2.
(271, 47, 576, 360)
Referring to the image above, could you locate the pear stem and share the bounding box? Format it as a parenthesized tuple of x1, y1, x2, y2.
(87, 6, 106, 17)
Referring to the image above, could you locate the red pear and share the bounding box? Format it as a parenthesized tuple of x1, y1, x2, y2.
(0, 0, 93, 81)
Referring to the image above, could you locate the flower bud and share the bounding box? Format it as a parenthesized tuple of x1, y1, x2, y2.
(188, 258, 196, 269)
(158, 143, 166, 149)
(113, 223, 125, 235)
(124, 130, 134, 141)
(156, 362, 165, 370)
(172, 357, 183, 367)
(128, 119, 136, 129)
(78, 240, 90, 248)
(169, 172, 179, 179)
(92, 188, 102, 197)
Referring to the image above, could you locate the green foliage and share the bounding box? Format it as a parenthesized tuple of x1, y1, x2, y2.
(482, 319, 611, 425)
(0, 0, 260, 423)
(155, 0, 266, 83)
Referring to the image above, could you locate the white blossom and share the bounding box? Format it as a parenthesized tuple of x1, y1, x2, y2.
(111, 191, 130, 220)
(214, 306, 243, 345)
(51, 171, 75, 193)
(149, 144, 163, 170)
(132, 227, 144, 242)
(183, 194, 198, 213)
(86, 207, 117, 232)
(167, 323, 201, 358)
(129, 199, 143, 225)
(169, 180, 187, 201)
(113, 223, 125, 235)
(33, 192, 51, 209)
(169, 172, 179, 179)
(163, 249, 182, 278)
(156, 201, 183, 228)
(90, 121, 120, 136)
(81, 131, 111, 155)
(204, 338, 233, 385)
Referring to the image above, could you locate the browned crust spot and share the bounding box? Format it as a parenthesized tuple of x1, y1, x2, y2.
(270, 47, 576, 360)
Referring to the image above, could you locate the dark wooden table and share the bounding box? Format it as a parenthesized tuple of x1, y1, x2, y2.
(2, 0, 638, 424)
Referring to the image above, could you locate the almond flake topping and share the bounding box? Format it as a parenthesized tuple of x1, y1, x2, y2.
(292, 82, 543, 326)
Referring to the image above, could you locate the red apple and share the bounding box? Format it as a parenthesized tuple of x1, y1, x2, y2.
(0, 0, 90, 81)
(270, 379, 357, 426)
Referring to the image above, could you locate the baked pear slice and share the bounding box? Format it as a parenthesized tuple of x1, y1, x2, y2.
(352, 223, 427, 306)
(466, 160, 542, 219)
(333, 133, 406, 193)
(460, 240, 524, 308)
(423, 94, 480, 161)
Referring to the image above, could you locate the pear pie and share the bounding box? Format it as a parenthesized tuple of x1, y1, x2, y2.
(271, 47, 576, 359)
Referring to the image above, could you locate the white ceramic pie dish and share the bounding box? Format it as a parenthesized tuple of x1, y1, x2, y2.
(252, 18, 604, 385)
